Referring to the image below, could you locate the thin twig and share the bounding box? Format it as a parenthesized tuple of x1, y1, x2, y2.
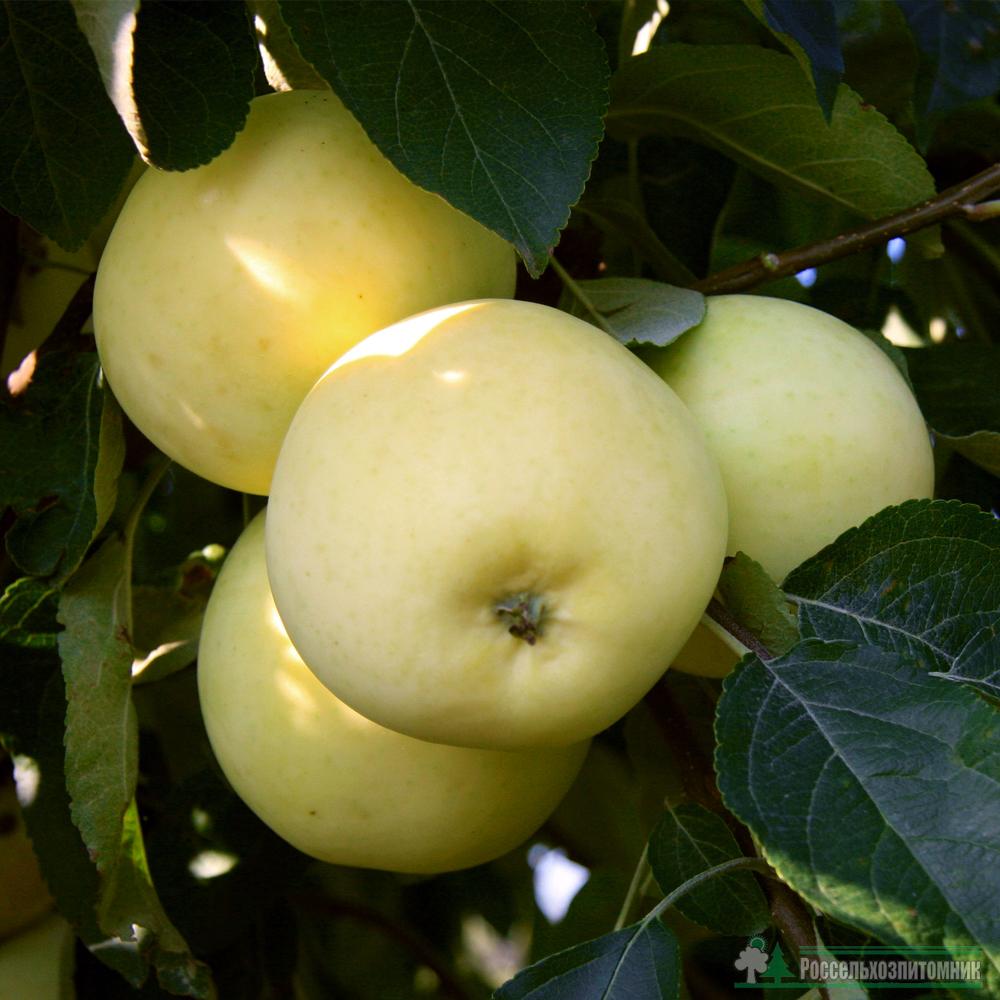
(548, 255, 616, 334)
(614, 845, 650, 931)
(693, 162, 1000, 295)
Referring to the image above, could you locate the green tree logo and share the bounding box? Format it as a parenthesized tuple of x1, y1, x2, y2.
(761, 942, 795, 983)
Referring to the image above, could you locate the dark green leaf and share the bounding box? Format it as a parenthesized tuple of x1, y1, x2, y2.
(907, 345, 1000, 477)
(647, 802, 769, 935)
(895, 0, 1000, 145)
(934, 622, 1000, 699)
(608, 44, 935, 220)
(132, 1, 257, 169)
(56, 538, 211, 995)
(0, 644, 148, 988)
(57, 536, 137, 874)
(280, 0, 609, 276)
(716, 639, 1000, 991)
(784, 500, 1000, 677)
(0, 577, 58, 647)
(130, 546, 221, 683)
(0, 348, 125, 579)
(562, 277, 704, 346)
(0, 0, 135, 249)
(718, 552, 800, 657)
(75, 0, 258, 170)
(744, 0, 844, 117)
(495, 918, 680, 999)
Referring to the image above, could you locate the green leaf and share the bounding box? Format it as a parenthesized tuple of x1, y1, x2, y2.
(0, 577, 58, 648)
(130, 550, 220, 683)
(57, 536, 137, 874)
(562, 277, 704, 346)
(896, 0, 1000, 146)
(279, 0, 609, 277)
(940, 622, 1000, 699)
(100, 798, 215, 998)
(0, 0, 135, 249)
(743, 0, 844, 118)
(74, 0, 258, 171)
(784, 500, 1000, 676)
(716, 639, 1000, 992)
(907, 344, 1000, 476)
(718, 552, 799, 657)
(56, 537, 211, 995)
(608, 44, 935, 221)
(0, 641, 149, 988)
(0, 348, 125, 579)
(647, 802, 769, 936)
(495, 918, 680, 999)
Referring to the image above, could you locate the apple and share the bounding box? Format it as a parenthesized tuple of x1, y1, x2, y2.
(265, 299, 729, 750)
(3, 161, 144, 382)
(197, 513, 589, 874)
(0, 775, 53, 943)
(94, 90, 515, 494)
(642, 294, 934, 677)
(0, 914, 74, 999)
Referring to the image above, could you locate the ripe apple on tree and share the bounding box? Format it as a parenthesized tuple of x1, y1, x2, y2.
(265, 298, 729, 751)
(197, 513, 589, 874)
(94, 89, 515, 495)
(640, 294, 935, 677)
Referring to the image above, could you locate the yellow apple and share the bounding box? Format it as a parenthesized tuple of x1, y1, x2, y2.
(2, 237, 96, 380)
(0, 777, 53, 942)
(265, 299, 729, 750)
(197, 513, 589, 874)
(0, 914, 75, 999)
(94, 90, 516, 494)
(643, 295, 934, 584)
(3, 161, 144, 381)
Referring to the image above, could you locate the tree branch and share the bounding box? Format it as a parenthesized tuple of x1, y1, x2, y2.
(693, 162, 1000, 295)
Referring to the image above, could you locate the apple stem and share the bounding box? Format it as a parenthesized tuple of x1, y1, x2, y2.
(495, 592, 546, 645)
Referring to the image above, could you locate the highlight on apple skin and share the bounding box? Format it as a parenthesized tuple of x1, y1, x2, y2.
(266, 298, 729, 750)
(94, 89, 516, 495)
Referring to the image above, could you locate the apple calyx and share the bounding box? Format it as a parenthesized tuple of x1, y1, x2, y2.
(495, 591, 546, 645)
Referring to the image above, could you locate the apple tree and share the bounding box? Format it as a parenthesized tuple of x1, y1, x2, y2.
(1, 1, 999, 998)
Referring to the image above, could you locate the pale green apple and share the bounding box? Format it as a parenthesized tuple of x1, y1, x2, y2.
(0, 779, 53, 943)
(644, 295, 934, 678)
(0, 914, 75, 999)
(198, 513, 589, 874)
(266, 299, 729, 750)
(94, 90, 515, 494)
